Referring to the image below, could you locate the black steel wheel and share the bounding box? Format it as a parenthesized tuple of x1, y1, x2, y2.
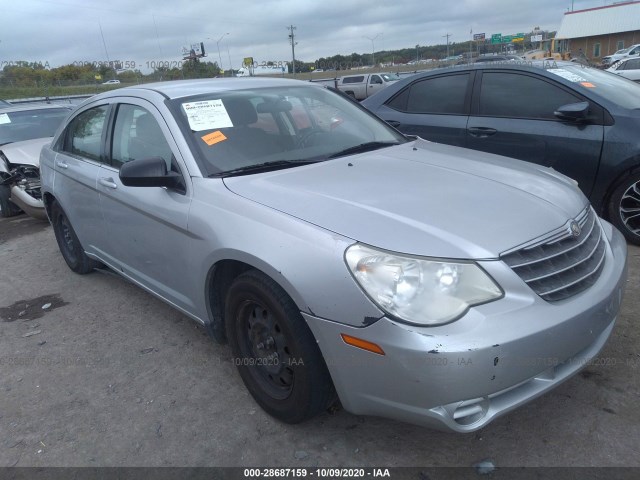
(225, 270, 335, 423)
(51, 201, 100, 274)
(608, 171, 640, 245)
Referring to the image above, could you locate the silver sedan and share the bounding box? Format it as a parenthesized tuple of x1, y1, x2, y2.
(40, 78, 627, 431)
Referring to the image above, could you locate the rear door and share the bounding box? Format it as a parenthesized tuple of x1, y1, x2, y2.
(466, 70, 604, 195)
(52, 104, 111, 255)
(371, 72, 473, 146)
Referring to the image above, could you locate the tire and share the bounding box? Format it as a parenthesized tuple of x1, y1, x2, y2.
(0, 185, 22, 218)
(225, 270, 335, 423)
(608, 171, 640, 245)
(51, 201, 100, 274)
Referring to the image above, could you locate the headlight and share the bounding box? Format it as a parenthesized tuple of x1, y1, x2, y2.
(345, 244, 503, 326)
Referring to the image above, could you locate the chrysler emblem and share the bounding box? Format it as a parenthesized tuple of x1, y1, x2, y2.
(569, 221, 581, 237)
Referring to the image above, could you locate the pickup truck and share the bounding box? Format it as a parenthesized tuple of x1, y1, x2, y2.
(312, 73, 400, 100)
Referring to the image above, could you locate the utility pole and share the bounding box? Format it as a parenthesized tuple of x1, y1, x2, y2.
(443, 33, 452, 58)
(287, 25, 297, 77)
(363, 33, 382, 67)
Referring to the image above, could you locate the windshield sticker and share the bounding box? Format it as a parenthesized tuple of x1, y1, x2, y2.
(547, 69, 587, 83)
(0, 113, 11, 124)
(182, 100, 233, 131)
(580, 82, 596, 88)
(201, 130, 227, 146)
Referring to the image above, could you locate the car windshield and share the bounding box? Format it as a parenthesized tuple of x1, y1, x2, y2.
(170, 85, 407, 176)
(0, 107, 71, 145)
(546, 65, 640, 109)
(380, 73, 400, 82)
(615, 46, 634, 55)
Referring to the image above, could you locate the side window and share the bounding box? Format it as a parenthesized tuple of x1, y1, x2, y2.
(110, 104, 174, 170)
(63, 105, 109, 162)
(370, 75, 383, 85)
(479, 73, 581, 120)
(627, 59, 640, 69)
(387, 74, 469, 114)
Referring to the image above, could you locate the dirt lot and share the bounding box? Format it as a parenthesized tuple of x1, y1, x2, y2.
(1, 214, 639, 469)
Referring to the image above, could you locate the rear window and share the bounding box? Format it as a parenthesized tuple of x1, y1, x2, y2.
(342, 76, 364, 84)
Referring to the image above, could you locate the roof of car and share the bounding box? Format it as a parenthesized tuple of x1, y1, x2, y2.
(0, 103, 74, 113)
(403, 60, 581, 77)
(104, 77, 318, 101)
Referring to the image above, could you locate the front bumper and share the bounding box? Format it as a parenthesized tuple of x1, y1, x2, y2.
(9, 185, 46, 220)
(305, 223, 627, 432)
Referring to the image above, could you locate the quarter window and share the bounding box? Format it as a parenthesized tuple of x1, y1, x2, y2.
(110, 104, 174, 169)
(64, 105, 109, 162)
(387, 74, 469, 114)
(479, 73, 581, 120)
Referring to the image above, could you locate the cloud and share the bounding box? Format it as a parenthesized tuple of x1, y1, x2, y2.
(0, 0, 609, 71)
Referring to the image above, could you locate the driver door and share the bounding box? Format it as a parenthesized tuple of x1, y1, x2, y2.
(96, 99, 196, 313)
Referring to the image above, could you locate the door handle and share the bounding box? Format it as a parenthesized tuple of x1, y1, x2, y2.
(386, 120, 401, 128)
(468, 127, 498, 138)
(99, 177, 118, 189)
(56, 161, 69, 169)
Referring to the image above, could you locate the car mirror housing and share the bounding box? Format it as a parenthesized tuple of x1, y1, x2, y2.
(119, 157, 182, 189)
(554, 101, 590, 123)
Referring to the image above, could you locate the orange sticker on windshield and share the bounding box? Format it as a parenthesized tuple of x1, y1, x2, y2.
(201, 131, 227, 146)
(580, 82, 595, 88)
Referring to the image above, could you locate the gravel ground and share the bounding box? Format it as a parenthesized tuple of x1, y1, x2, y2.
(0, 214, 639, 469)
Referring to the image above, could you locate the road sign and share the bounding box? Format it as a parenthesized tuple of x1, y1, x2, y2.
(502, 35, 513, 43)
(491, 34, 502, 44)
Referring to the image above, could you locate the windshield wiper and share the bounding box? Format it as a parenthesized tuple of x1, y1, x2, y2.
(327, 141, 401, 159)
(209, 159, 319, 178)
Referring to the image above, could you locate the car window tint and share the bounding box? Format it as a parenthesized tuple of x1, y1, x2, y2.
(626, 59, 640, 69)
(391, 74, 469, 114)
(479, 72, 581, 120)
(111, 104, 174, 169)
(65, 105, 108, 161)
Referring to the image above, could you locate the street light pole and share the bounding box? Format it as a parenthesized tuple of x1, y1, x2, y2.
(363, 33, 382, 67)
(216, 33, 229, 73)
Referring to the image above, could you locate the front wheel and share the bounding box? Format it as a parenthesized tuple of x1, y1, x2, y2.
(225, 270, 335, 423)
(0, 185, 22, 218)
(51, 201, 101, 273)
(608, 171, 640, 245)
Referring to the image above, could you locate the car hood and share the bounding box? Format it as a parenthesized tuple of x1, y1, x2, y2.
(0, 137, 51, 167)
(224, 139, 587, 259)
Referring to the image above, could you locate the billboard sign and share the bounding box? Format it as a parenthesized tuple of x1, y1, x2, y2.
(473, 33, 486, 41)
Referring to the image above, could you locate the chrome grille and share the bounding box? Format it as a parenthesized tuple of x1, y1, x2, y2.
(501, 207, 606, 302)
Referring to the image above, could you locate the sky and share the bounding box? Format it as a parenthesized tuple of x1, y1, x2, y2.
(0, 0, 618, 72)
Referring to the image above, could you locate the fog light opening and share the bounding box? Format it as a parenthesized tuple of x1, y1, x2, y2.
(452, 397, 489, 426)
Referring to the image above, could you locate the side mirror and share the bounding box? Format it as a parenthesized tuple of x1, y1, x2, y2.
(554, 101, 590, 123)
(119, 157, 182, 189)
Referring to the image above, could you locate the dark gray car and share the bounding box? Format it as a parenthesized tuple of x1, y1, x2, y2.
(362, 61, 640, 244)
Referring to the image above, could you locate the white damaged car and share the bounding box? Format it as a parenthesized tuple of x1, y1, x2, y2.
(0, 104, 73, 219)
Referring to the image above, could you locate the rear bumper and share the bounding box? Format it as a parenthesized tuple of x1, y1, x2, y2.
(305, 224, 627, 432)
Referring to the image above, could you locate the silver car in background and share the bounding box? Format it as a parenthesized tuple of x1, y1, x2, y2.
(40, 78, 627, 432)
(0, 104, 73, 219)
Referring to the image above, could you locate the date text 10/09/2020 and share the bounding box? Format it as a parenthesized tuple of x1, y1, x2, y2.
(244, 468, 391, 477)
